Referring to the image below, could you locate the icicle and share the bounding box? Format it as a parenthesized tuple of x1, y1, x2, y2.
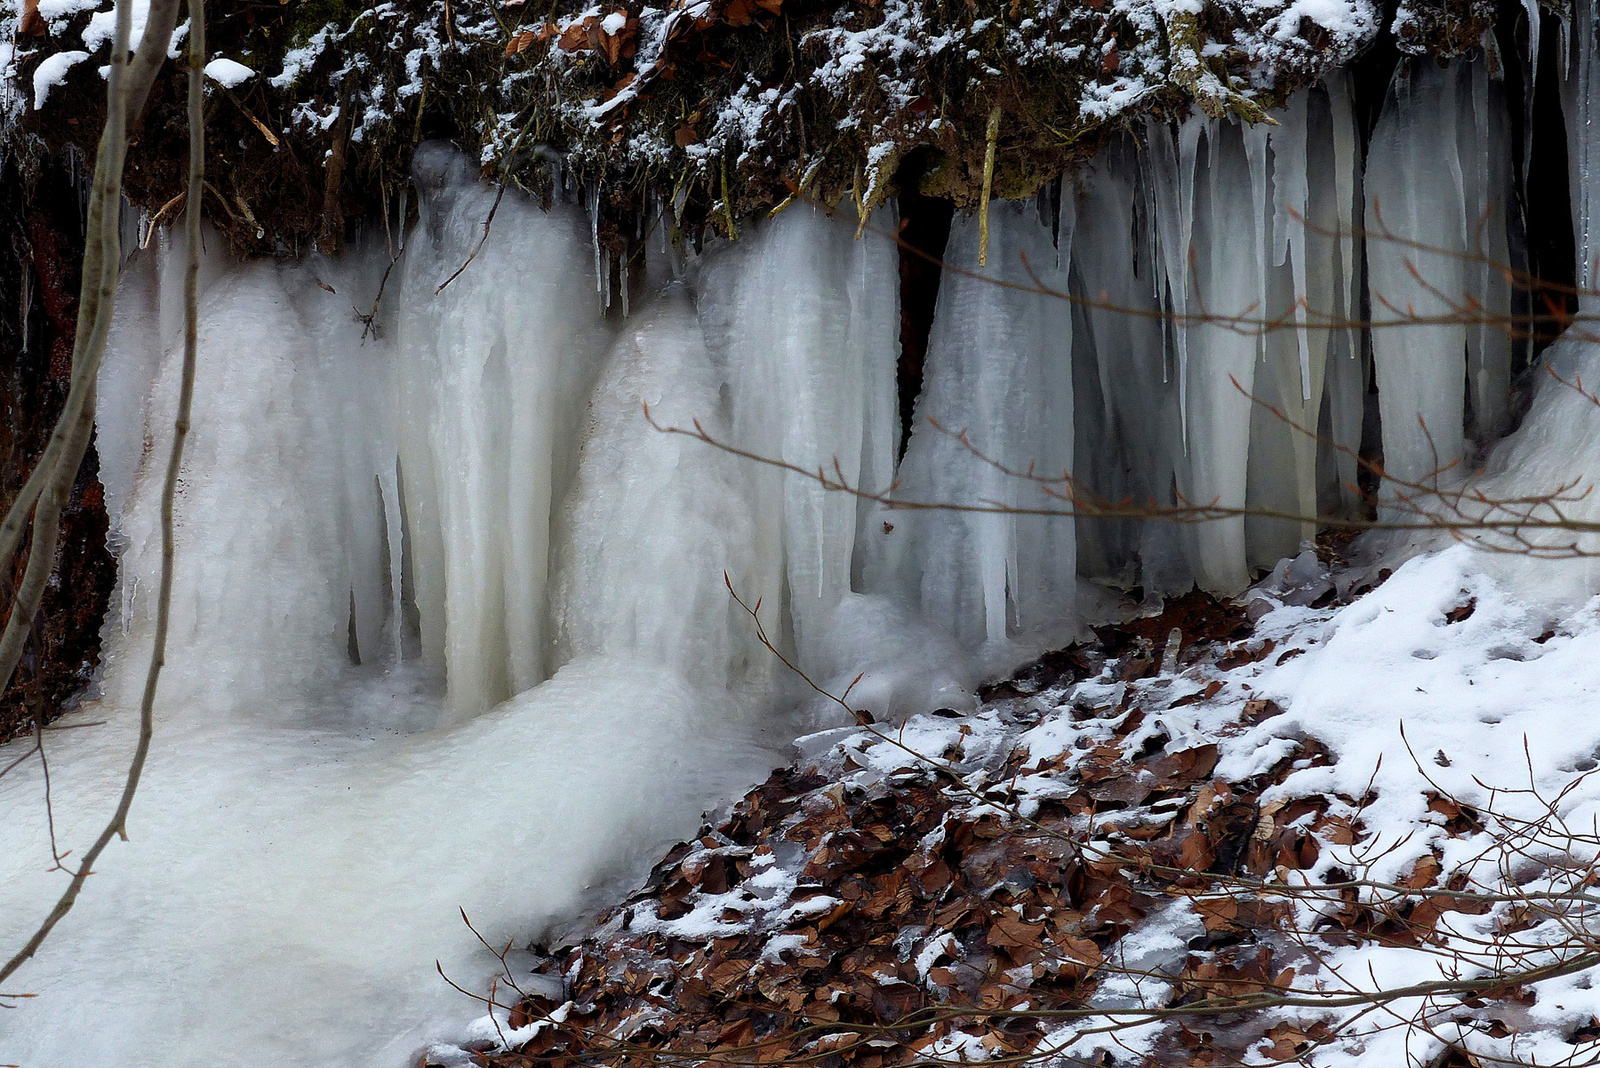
(1269, 91, 1311, 399)
(894, 202, 1076, 649)
(397, 182, 409, 253)
(589, 183, 606, 307)
(1564, 0, 1600, 310)
(1303, 86, 1355, 515)
(18, 259, 29, 356)
(1326, 71, 1360, 371)
(1174, 115, 1208, 438)
(1244, 119, 1271, 344)
(1524, 0, 1541, 191)
(1241, 90, 1330, 566)
(1182, 120, 1261, 592)
(1072, 140, 1186, 591)
(97, 259, 364, 712)
(1365, 60, 1472, 501)
(1143, 116, 1205, 438)
(379, 459, 405, 663)
(1466, 61, 1514, 440)
(96, 245, 163, 543)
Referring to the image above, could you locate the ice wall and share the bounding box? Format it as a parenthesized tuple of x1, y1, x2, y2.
(68, 58, 1543, 714)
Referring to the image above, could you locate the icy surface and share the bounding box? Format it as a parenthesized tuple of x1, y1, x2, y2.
(0, 659, 776, 1068)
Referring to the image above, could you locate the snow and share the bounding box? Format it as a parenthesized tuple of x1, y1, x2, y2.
(202, 57, 253, 88)
(79, 0, 148, 53)
(31, 49, 87, 109)
(35, 0, 101, 19)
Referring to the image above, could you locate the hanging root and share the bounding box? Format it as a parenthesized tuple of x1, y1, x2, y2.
(979, 105, 1001, 267)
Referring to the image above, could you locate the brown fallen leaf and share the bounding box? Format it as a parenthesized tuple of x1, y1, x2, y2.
(986, 910, 1043, 948)
(504, 28, 537, 56)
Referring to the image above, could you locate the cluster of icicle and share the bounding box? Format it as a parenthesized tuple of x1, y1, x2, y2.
(96, 54, 1529, 726)
(1076, 60, 1513, 596)
(98, 146, 964, 728)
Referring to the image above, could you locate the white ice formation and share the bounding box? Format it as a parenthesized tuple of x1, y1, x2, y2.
(0, 33, 1591, 1067)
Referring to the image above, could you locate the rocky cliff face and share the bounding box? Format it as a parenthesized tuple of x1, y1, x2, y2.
(0, 153, 114, 743)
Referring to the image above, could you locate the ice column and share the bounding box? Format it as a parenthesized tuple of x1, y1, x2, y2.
(1069, 140, 1186, 590)
(1247, 87, 1348, 566)
(1322, 71, 1367, 517)
(393, 145, 610, 719)
(718, 205, 901, 664)
(893, 200, 1076, 649)
(1365, 59, 1511, 501)
(1180, 120, 1264, 592)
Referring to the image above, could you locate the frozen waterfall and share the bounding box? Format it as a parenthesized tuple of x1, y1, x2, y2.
(0, 42, 1567, 1067)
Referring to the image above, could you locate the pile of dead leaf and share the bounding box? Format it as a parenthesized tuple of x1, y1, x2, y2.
(435, 585, 1528, 1068)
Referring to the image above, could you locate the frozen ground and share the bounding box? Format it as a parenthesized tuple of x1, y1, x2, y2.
(447, 536, 1600, 1067)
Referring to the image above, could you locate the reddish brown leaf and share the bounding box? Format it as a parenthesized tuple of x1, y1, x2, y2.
(987, 911, 1042, 948)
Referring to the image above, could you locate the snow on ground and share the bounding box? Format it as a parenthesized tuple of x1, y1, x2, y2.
(452, 535, 1600, 1066)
